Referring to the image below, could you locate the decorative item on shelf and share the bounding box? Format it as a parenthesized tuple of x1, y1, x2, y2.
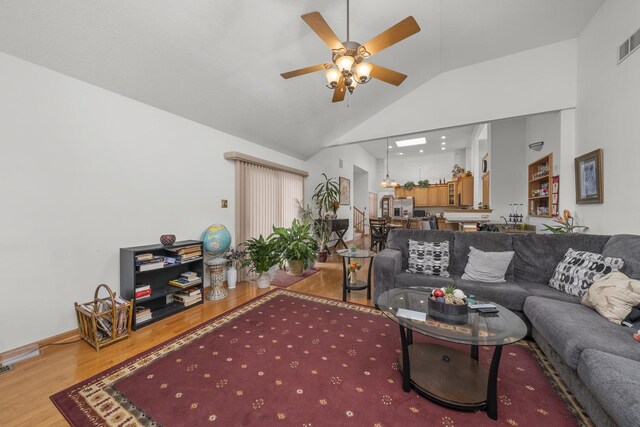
(223, 245, 246, 289)
(348, 261, 362, 285)
(403, 181, 415, 190)
(542, 210, 589, 234)
(205, 258, 228, 300)
(463, 170, 472, 177)
(243, 234, 280, 288)
(451, 164, 464, 178)
(159, 234, 176, 246)
(312, 173, 341, 219)
(380, 139, 400, 189)
(428, 286, 469, 325)
(348, 243, 357, 254)
(417, 179, 429, 188)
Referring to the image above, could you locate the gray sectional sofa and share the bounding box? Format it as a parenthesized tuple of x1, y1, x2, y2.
(373, 229, 640, 427)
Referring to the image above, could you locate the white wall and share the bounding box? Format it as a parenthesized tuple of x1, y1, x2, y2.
(385, 152, 457, 187)
(333, 39, 578, 145)
(0, 52, 307, 352)
(575, 0, 640, 234)
(489, 117, 528, 221)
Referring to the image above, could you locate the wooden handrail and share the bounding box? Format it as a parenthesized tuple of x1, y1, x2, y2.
(353, 207, 365, 235)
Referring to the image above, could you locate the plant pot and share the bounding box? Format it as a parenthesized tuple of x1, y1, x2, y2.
(227, 266, 237, 289)
(428, 298, 469, 325)
(288, 259, 305, 276)
(316, 250, 328, 262)
(256, 273, 271, 289)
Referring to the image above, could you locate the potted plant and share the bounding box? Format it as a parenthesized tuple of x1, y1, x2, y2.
(417, 179, 430, 188)
(223, 245, 246, 289)
(452, 164, 464, 178)
(312, 173, 340, 219)
(271, 219, 317, 276)
(243, 234, 279, 288)
(403, 181, 415, 190)
(313, 219, 331, 262)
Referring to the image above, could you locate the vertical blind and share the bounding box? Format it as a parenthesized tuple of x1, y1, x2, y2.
(235, 160, 304, 247)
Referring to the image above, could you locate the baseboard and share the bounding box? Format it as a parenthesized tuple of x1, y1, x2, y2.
(0, 329, 79, 365)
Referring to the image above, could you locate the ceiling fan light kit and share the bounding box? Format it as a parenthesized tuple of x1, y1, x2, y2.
(281, 0, 420, 102)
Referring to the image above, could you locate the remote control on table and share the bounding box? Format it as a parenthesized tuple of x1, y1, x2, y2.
(469, 303, 497, 310)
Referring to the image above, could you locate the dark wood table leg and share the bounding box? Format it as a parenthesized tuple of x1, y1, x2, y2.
(366, 256, 373, 299)
(399, 325, 411, 392)
(486, 345, 503, 420)
(471, 315, 479, 361)
(342, 256, 347, 302)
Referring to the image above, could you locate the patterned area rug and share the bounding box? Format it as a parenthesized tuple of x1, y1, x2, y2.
(270, 268, 319, 288)
(51, 289, 591, 426)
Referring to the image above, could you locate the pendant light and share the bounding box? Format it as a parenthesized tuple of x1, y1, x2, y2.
(380, 139, 400, 188)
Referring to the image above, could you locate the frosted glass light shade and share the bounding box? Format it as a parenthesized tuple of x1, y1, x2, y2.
(355, 62, 372, 81)
(325, 68, 341, 86)
(336, 55, 355, 72)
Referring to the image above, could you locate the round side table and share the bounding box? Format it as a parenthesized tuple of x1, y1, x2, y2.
(337, 249, 376, 302)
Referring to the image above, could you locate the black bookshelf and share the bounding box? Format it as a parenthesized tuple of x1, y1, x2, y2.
(120, 240, 204, 330)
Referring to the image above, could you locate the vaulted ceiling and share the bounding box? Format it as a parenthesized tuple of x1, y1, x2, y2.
(0, 0, 603, 159)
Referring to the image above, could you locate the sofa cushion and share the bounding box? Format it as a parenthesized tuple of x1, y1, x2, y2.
(582, 271, 640, 325)
(524, 296, 640, 369)
(387, 229, 455, 270)
(461, 246, 515, 283)
(451, 232, 514, 279)
(453, 277, 530, 311)
(516, 281, 580, 304)
(394, 272, 454, 289)
(578, 349, 640, 427)
(512, 234, 611, 284)
(407, 240, 450, 277)
(548, 248, 624, 298)
(602, 234, 640, 280)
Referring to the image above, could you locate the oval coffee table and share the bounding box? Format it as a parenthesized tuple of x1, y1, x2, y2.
(377, 287, 527, 420)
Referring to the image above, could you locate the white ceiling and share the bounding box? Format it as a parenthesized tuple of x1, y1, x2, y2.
(0, 0, 603, 159)
(359, 124, 477, 160)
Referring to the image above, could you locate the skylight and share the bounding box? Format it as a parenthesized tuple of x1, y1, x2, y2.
(395, 137, 426, 147)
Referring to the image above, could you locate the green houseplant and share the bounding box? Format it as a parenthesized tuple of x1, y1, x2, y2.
(313, 219, 331, 262)
(270, 219, 317, 276)
(417, 179, 430, 188)
(403, 181, 415, 190)
(312, 173, 340, 219)
(243, 234, 279, 288)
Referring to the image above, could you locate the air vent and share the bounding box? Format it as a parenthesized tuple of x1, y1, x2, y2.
(0, 364, 13, 375)
(618, 27, 640, 63)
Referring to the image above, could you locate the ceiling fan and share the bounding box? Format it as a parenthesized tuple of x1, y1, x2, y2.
(280, 0, 420, 102)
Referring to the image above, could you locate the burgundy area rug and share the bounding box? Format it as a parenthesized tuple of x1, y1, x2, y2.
(270, 268, 319, 288)
(51, 289, 591, 426)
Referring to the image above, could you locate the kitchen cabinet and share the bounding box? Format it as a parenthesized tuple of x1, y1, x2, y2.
(394, 188, 406, 198)
(414, 187, 429, 206)
(447, 181, 457, 206)
(437, 185, 448, 206)
(456, 175, 474, 206)
(427, 186, 438, 207)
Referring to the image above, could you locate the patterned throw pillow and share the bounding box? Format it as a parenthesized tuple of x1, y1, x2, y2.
(407, 240, 450, 277)
(548, 248, 624, 297)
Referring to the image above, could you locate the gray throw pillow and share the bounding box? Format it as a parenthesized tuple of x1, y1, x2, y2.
(461, 246, 514, 283)
(407, 239, 450, 277)
(549, 248, 624, 298)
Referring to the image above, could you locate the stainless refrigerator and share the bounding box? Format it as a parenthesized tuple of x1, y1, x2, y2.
(392, 198, 414, 217)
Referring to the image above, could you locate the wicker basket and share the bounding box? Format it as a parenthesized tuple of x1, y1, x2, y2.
(74, 284, 133, 351)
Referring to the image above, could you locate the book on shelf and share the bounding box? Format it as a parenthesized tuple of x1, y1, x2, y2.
(135, 284, 151, 292)
(168, 277, 202, 288)
(181, 271, 198, 280)
(138, 262, 165, 272)
(173, 293, 201, 302)
(135, 289, 152, 299)
(182, 298, 201, 307)
(135, 253, 154, 262)
(165, 245, 201, 255)
(176, 288, 201, 297)
(135, 256, 166, 266)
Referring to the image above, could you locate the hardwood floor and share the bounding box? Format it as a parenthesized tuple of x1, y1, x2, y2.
(0, 241, 376, 426)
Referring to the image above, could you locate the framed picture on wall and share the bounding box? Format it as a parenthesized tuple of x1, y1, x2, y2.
(339, 177, 350, 205)
(575, 149, 603, 204)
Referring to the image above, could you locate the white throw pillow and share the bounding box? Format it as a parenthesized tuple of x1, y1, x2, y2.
(582, 271, 640, 325)
(461, 246, 514, 283)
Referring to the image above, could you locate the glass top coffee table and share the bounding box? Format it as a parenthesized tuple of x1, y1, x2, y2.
(377, 287, 527, 420)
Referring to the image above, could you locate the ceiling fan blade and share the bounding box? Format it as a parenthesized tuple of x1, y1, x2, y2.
(301, 12, 345, 51)
(362, 16, 420, 56)
(369, 63, 407, 86)
(281, 64, 331, 79)
(332, 79, 346, 103)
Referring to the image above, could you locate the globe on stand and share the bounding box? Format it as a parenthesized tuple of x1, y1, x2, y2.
(201, 224, 232, 300)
